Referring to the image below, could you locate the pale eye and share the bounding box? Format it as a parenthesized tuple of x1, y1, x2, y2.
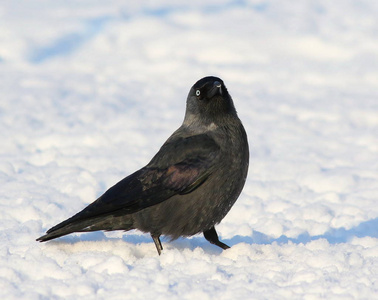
(195, 90, 201, 96)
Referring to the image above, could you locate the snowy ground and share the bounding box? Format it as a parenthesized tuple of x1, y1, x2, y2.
(1, 1, 378, 299)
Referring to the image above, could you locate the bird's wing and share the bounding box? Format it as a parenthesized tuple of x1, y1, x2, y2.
(49, 134, 220, 229)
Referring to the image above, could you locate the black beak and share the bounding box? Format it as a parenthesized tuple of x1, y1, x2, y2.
(206, 81, 222, 98)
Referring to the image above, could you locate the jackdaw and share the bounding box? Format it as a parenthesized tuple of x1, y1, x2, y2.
(37, 76, 249, 255)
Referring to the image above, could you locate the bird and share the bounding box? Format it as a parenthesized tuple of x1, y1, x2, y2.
(37, 76, 249, 255)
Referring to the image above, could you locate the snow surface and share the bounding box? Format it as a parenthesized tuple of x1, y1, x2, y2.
(1, 1, 378, 299)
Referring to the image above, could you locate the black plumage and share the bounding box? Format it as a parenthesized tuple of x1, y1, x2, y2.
(37, 76, 249, 255)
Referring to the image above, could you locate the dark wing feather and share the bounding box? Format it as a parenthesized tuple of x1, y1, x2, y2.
(45, 134, 220, 233)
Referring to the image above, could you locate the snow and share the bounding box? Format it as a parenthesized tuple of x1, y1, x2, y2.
(1, 1, 378, 299)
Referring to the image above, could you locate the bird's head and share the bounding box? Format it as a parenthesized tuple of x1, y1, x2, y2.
(183, 76, 237, 128)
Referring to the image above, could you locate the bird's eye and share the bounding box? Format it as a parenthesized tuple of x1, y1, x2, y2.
(195, 90, 201, 97)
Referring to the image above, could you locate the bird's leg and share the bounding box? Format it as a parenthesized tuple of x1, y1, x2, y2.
(151, 234, 163, 255)
(203, 227, 230, 250)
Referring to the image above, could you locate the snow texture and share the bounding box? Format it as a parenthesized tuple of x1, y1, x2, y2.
(1, 1, 377, 299)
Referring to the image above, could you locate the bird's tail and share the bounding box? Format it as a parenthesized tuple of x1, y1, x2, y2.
(37, 214, 134, 242)
(37, 228, 75, 242)
(36, 216, 99, 242)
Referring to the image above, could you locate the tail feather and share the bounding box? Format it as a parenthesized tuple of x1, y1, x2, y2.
(37, 213, 134, 242)
(37, 218, 99, 242)
(37, 230, 73, 242)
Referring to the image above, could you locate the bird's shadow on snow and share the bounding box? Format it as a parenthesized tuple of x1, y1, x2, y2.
(47, 218, 377, 255)
(122, 234, 224, 255)
(224, 217, 378, 247)
(51, 230, 223, 254)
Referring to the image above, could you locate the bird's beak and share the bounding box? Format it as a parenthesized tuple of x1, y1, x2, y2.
(207, 81, 222, 98)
